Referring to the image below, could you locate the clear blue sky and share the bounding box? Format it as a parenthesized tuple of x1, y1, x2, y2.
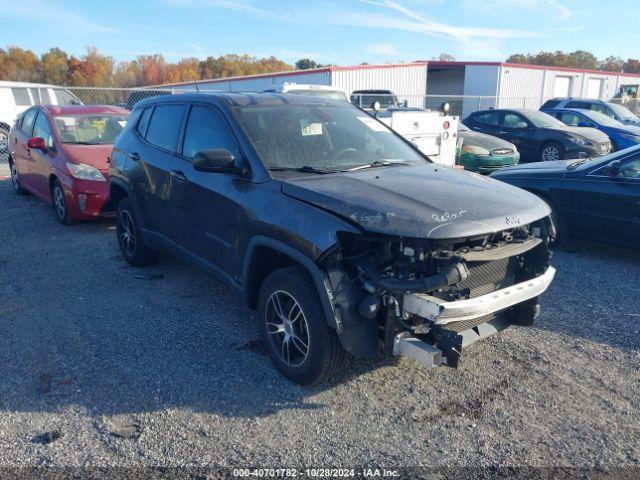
(0, 0, 636, 65)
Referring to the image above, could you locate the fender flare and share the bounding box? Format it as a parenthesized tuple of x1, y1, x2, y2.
(242, 236, 341, 333)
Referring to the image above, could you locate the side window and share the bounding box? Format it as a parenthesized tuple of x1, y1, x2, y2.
(476, 111, 501, 126)
(32, 112, 54, 148)
(40, 88, 52, 105)
(12, 88, 32, 106)
(182, 105, 239, 159)
(590, 104, 608, 115)
(21, 108, 38, 135)
(541, 99, 561, 109)
(145, 104, 186, 152)
(559, 113, 583, 127)
(566, 101, 590, 109)
(501, 113, 526, 128)
(29, 88, 41, 105)
(53, 89, 77, 105)
(136, 107, 152, 137)
(619, 157, 640, 178)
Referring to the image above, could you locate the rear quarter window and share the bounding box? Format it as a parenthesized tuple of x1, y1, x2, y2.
(541, 99, 561, 109)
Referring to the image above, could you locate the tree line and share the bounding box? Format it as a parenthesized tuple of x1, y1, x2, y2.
(0, 46, 294, 87)
(506, 50, 640, 73)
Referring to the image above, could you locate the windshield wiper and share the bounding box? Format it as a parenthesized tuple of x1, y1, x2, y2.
(347, 159, 411, 171)
(268, 165, 343, 174)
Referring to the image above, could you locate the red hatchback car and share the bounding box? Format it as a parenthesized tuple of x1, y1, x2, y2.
(8, 105, 129, 224)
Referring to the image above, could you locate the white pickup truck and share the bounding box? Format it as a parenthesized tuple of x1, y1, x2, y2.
(373, 106, 459, 167)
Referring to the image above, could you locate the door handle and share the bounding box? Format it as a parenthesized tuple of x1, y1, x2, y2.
(170, 170, 187, 182)
(128, 152, 140, 161)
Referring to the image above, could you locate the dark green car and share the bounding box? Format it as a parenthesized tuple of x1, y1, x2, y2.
(457, 123, 520, 174)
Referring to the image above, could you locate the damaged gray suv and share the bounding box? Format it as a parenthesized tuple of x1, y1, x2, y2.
(109, 93, 556, 384)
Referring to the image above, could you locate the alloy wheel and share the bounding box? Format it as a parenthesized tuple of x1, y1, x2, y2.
(542, 145, 561, 162)
(118, 210, 136, 256)
(265, 290, 310, 367)
(53, 186, 66, 220)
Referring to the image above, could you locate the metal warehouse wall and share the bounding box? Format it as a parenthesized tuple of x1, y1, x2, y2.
(497, 66, 546, 109)
(330, 64, 427, 108)
(170, 70, 331, 92)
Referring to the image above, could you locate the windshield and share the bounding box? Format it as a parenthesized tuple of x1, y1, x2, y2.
(523, 110, 566, 128)
(351, 92, 398, 109)
(608, 102, 638, 121)
(235, 103, 427, 171)
(53, 113, 129, 145)
(286, 90, 348, 102)
(577, 109, 624, 127)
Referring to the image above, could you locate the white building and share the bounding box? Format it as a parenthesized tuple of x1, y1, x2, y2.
(158, 60, 640, 116)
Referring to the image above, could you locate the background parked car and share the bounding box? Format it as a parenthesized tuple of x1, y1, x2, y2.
(545, 108, 640, 151)
(8, 104, 129, 224)
(464, 108, 611, 162)
(456, 123, 520, 173)
(491, 146, 640, 246)
(0, 81, 81, 162)
(264, 83, 350, 102)
(540, 97, 640, 126)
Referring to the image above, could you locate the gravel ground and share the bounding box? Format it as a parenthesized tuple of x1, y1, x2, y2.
(0, 178, 639, 471)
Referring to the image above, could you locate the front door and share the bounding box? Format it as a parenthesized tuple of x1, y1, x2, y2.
(169, 104, 247, 282)
(30, 110, 56, 199)
(571, 156, 640, 245)
(498, 112, 537, 160)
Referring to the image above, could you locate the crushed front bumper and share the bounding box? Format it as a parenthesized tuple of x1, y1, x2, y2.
(402, 266, 556, 325)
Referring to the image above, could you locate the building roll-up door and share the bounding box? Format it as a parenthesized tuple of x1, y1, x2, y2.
(553, 76, 572, 97)
(586, 78, 604, 99)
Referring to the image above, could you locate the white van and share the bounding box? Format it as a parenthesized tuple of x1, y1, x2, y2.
(265, 83, 350, 102)
(0, 81, 81, 161)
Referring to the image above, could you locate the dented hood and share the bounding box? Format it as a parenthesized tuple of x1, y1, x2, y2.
(281, 165, 550, 239)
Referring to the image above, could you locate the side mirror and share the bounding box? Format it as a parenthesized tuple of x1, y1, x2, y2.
(193, 149, 244, 175)
(515, 122, 528, 130)
(607, 160, 621, 177)
(27, 137, 47, 151)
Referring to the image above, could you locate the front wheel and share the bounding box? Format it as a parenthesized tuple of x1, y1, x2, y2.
(258, 266, 347, 385)
(540, 142, 564, 162)
(52, 179, 76, 225)
(116, 197, 159, 266)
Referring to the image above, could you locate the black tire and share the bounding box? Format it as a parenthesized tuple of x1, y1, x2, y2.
(258, 266, 347, 385)
(540, 142, 564, 162)
(9, 159, 28, 195)
(116, 196, 159, 266)
(541, 196, 570, 247)
(51, 179, 76, 225)
(510, 297, 540, 326)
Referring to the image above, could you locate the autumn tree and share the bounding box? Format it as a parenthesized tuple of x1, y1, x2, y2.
(600, 56, 624, 72)
(40, 48, 69, 85)
(0, 46, 40, 82)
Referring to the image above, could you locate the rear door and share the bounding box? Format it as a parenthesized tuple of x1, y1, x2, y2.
(570, 155, 640, 244)
(130, 103, 187, 239)
(169, 103, 246, 280)
(12, 107, 38, 190)
(29, 110, 56, 198)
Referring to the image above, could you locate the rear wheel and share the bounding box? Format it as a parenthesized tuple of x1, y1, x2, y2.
(9, 160, 28, 195)
(52, 179, 76, 225)
(258, 266, 347, 385)
(540, 142, 564, 162)
(116, 197, 159, 266)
